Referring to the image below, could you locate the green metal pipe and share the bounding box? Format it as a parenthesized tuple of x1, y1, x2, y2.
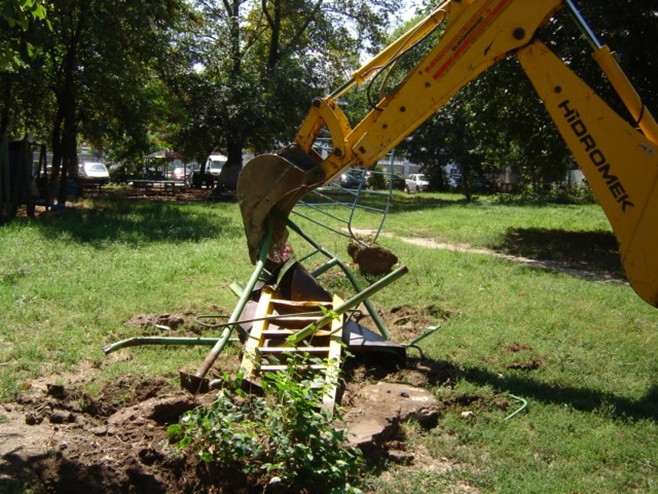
(102, 337, 223, 355)
(191, 219, 273, 379)
(194, 310, 325, 329)
(102, 307, 329, 355)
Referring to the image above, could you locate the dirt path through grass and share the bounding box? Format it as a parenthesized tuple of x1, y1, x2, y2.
(352, 228, 626, 284)
(401, 235, 625, 283)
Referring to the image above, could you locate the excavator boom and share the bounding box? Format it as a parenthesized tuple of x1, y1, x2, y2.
(237, 0, 658, 307)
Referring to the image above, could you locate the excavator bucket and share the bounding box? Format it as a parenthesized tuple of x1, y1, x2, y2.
(238, 147, 325, 263)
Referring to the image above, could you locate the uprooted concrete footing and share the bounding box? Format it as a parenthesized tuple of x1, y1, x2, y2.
(342, 382, 439, 456)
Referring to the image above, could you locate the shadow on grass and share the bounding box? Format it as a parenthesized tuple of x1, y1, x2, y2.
(408, 357, 658, 422)
(385, 191, 579, 214)
(357, 353, 658, 421)
(342, 193, 623, 278)
(489, 227, 624, 278)
(390, 192, 471, 213)
(460, 364, 658, 422)
(32, 199, 243, 246)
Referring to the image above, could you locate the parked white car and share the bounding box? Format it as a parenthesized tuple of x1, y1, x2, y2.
(405, 173, 429, 193)
(78, 162, 110, 185)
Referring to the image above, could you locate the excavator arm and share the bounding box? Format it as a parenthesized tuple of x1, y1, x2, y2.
(237, 0, 658, 307)
(519, 41, 658, 306)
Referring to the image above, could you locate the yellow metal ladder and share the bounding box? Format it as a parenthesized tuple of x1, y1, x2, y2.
(239, 286, 344, 411)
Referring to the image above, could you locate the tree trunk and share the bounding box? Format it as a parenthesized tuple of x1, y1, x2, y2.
(50, 108, 64, 203)
(0, 80, 11, 137)
(51, 85, 78, 204)
(51, 6, 85, 204)
(214, 0, 246, 192)
(216, 135, 244, 191)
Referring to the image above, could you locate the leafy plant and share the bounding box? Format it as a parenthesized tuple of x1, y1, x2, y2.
(168, 355, 363, 493)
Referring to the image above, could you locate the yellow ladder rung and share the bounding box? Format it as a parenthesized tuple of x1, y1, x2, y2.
(269, 316, 324, 324)
(261, 329, 334, 337)
(259, 364, 327, 372)
(271, 298, 332, 309)
(258, 346, 331, 354)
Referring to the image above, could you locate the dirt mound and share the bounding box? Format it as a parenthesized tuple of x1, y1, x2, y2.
(0, 373, 287, 493)
(1, 377, 200, 493)
(1, 359, 448, 493)
(1, 310, 452, 493)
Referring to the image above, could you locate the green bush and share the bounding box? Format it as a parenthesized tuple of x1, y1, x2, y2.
(168, 354, 363, 493)
(492, 183, 596, 205)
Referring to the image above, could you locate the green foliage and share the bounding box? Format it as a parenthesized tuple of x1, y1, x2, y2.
(169, 356, 363, 493)
(491, 183, 596, 206)
(2, 0, 48, 30)
(164, 0, 400, 171)
(1, 0, 188, 194)
(0, 0, 49, 71)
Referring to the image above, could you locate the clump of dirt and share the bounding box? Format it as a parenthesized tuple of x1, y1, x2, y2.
(127, 313, 186, 331)
(0, 376, 208, 493)
(500, 342, 546, 371)
(347, 238, 399, 275)
(124, 308, 228, 336)
(3, 371, 308, 493)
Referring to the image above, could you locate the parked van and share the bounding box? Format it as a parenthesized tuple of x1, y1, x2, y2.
(206, 154, 227, 177)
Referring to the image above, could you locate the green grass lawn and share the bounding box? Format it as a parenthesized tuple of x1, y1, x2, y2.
(1, 190, 657, 493)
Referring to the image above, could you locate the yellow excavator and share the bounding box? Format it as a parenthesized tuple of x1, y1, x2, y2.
(237, 0, 658, 308)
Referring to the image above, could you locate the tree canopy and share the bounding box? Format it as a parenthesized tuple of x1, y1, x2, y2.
(0, 0, 49, 71)
(160, 0, 401, 187)
(1, 0, 188, 201)
(0, 0, 656, 199)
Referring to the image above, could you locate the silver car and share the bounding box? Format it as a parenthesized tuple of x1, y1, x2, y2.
(405, 173, 429, 193)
